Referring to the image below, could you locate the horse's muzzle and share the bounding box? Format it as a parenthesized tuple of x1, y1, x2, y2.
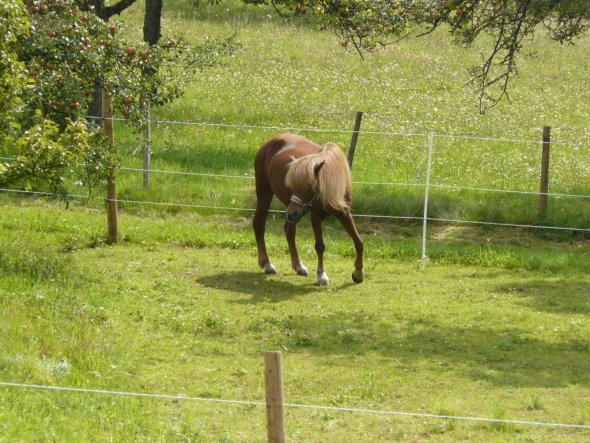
(287, 194, 314, 224)
(287, 194, 317, 223)
(286, 208, 304, 224)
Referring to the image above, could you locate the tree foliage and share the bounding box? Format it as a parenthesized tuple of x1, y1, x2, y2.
(0, 0, 30, 144)
(0, 112, 111, 202)
(1, 0, 238, 198)
(258, 0, 590, 111)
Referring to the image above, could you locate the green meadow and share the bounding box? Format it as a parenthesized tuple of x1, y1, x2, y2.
(104, 0, 590, 231)
(1, 0, 589, 441)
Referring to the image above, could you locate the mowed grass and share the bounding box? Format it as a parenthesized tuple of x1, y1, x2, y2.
(1, 1, 590, 441)
(1, 203, 590, 441)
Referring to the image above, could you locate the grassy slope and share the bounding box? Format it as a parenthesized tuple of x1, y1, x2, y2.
(100, 0, 590, 230)
(1, 1, 590, 441)
(1, 204, 589, 441)
(155, 0, 590, 139)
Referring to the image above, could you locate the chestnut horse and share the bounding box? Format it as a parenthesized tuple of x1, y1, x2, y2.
(253, 133, 363, 285)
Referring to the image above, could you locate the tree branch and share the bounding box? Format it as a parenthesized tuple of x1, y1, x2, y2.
(103, 0, 138, 20)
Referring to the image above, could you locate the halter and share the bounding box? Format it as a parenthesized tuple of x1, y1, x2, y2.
(290, 193, 318, 213)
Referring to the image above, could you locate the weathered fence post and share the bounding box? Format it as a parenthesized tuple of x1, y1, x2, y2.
(539, 126, 551, 217)
(143, 99, 152, 188)
(102, 91, 118, 244)
(347, 111, 363, 169)
(264, 351, 286, 443)
(421, 132, 435, 270)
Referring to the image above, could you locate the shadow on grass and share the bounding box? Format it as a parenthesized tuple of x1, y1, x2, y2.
(248, 311, 590, 388)
(493, 279, 590, 314)
(197, 271, 332, 302)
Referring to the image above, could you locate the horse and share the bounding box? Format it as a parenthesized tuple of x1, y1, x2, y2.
(253, 133, 364, 286)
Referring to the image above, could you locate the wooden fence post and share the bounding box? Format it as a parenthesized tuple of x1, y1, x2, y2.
(347, 111, 363, 169)
(264, 351, 286, 443)
(102, 91, 118, 244)
(539, 126, 551, 218)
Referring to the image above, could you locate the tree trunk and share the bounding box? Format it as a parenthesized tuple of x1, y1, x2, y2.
(142, 0, 162, 188)
(144, 0, 162, 45)
(82, 0, 140, 124)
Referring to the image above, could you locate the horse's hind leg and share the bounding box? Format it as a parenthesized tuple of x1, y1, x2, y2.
(284, 221, 308, 277)
(336, 212, 364, 283)
(253, 187, 277, 274)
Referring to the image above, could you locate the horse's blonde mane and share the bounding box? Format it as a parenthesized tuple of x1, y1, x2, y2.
(285, 143, 352, 212)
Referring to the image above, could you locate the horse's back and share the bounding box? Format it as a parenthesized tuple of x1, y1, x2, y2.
(256, 133, 319, 166)
(255, 133, 321, 203)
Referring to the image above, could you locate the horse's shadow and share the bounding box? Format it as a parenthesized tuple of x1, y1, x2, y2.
(197, 271, 354, 303)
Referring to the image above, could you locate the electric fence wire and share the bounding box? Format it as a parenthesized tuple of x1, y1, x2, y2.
(1, 382, 589, 430)
(1, 187, 589, 232)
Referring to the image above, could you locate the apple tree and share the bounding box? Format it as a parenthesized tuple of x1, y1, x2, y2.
(0, 0, 237, 200)
(0, 0, 29, 145)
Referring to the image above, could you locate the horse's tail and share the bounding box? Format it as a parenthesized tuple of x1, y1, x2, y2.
(317, 143, 352, 213)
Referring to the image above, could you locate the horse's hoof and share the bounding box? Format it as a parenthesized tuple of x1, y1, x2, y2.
(264, 264, 277, 274)
(352, 271, 363, 284)
(317, 273, 329, 286)
(295, 265, 309, 277)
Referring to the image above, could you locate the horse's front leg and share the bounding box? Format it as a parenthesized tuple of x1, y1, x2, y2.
(311, 212, 329, 286)
(284, 221, 308, 276)
(253, 190, 276, 274)
(336, 212, 364, 283)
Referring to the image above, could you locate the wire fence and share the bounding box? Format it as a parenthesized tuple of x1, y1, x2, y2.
(3, 186, 589, 234)
(2, 116, 590, 265)
(3, 159, 590, 200)
(2, 119, 590, 438)
(87, 114, 590, 146)
(2, 381, 589, 431)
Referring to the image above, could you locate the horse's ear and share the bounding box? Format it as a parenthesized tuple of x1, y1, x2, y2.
(314, 160, 325, 177)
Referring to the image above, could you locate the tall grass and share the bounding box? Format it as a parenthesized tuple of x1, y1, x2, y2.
(75, 0, 587, 233)
(1, 0, 589, 234)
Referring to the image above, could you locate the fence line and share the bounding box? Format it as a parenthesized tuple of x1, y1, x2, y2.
(120, 167, 255, 180)
(3, 119, 590, 263)
(2, 381, 589, 430)
(426, 217, 590, 232)
(0, 381, 262, 407)
(429, 183, 590, 199)
(5, 162, 589, 201)
(2, 187, 589, 233)
(2, 160, 590, 200)
(118, 167, 590, 200)
(0, 112, 572, 145)
(82, 115, 590, 146)
(148, 117, 550, 145)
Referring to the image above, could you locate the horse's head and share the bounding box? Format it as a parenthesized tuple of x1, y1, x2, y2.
(286, 160, 324, 224)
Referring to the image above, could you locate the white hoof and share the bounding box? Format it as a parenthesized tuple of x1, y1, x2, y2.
(294, 264, 309, 277)
(264, 263, 277, 274)
(316, 272, 329, 286)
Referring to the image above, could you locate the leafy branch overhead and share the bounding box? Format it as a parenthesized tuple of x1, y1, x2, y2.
(255, 0, 590, 111)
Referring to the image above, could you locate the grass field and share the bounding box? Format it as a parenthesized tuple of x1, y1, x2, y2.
(107, 0, 589, 231)
(2, 0, 590, 229)
(1, 0, 590, 441)
(1, 203, 589, 441)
